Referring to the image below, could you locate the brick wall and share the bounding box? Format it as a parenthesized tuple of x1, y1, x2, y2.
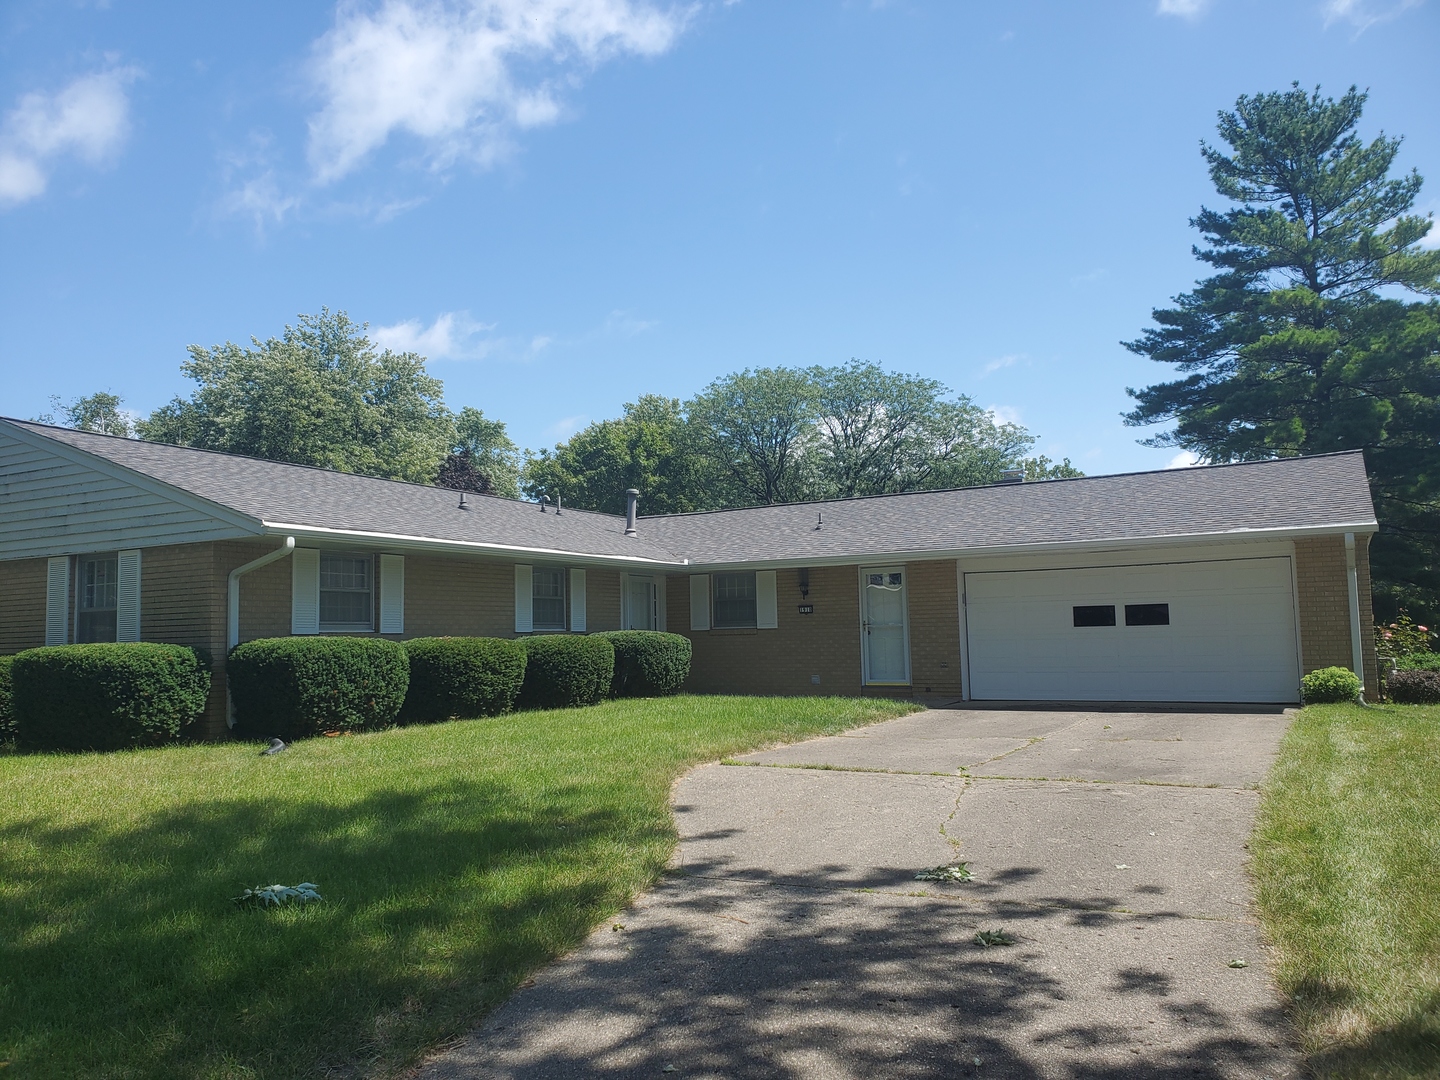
(907, 560, 963, 696)
(1294, 534, 1378, 698)
(0, 556, 47, 654)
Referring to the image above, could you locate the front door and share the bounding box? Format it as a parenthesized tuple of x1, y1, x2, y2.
(862, 566, 910, 685)
(625, 575, 657, 630)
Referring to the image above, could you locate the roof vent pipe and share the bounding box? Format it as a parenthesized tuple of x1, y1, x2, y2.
(539, 494, 550, 513)
(624, 488, 639, 536)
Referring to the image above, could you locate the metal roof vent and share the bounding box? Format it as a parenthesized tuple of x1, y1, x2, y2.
(458, 491, 469, 510)
(624, 488, 639, 536)
(994, 469, 1025, 485)
(539, 494, 550, 513)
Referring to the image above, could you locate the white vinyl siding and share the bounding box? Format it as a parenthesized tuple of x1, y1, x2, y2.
(515, 564, 533, 633)
(291, 548, 320, 635)
(378, 554, 404, 634)
(569, 568, 586, 632)
(689, 574, 710, 631)
(116, 549, 141, 642)
(0, 428, 256, 559)
(45, 556, 69, 645)
(755, 570, 778, 629)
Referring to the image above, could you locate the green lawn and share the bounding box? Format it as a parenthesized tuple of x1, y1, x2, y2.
(1251, 702, 1440, 1078)
(0, 695, 915, 1079)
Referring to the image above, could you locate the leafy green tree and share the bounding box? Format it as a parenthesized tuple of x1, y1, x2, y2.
(523, 396, 723, 514)
(137, 310, 454, 485)
(686, 367, 822, 505)
(810, 360, 1046, 495)
(438, 406, 522, 498)
(1124, 85, 1440, 616)
(38, 392, 134, 437)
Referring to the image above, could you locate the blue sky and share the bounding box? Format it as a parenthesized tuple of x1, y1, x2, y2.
(1, 0, 1436, 474)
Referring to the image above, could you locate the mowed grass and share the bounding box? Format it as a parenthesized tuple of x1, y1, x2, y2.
(0, 695, 915, 1079)
(1251, 702, 1440, 1078)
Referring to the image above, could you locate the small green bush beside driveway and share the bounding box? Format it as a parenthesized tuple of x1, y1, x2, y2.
(0, 694, 915, 1079)
(1251, 702, 1440, 1079)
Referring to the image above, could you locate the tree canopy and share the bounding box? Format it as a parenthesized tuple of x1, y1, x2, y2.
(1125, 85, 1440, 617)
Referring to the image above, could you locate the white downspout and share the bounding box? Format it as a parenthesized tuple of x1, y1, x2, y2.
(1344, 532, 1366, 704)
(226, 537, 295, 726)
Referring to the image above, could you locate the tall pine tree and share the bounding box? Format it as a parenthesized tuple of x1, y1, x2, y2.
(1125, 85, 1440, 619)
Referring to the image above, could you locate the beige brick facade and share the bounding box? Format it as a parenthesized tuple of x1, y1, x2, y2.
(1294, 534, 1378, 698)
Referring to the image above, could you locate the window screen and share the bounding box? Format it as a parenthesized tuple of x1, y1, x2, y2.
(532, 568, 567, 630)
(1125, 603, 1170, 626)
(77, 554, 118, 643)
(713, 572, 757, 628)
(1072, 604, 1116, 627)
(320, 554, 373, 629)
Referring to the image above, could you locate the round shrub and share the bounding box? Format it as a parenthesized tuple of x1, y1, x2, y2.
(1301, 666, 1362, 705)
(401, 637, 527, 722)
(0, 655, 15, 742)
(11, 643, 212, 751)
(1387, 669, 1440, 705)
(228, 636, 409, 741)
(517, 635, 615, 710)
(1396, 651, 1440, 672)
(596, 631, 692, 697)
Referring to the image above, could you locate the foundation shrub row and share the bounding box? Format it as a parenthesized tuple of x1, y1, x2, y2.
(1, 631, 691, 751)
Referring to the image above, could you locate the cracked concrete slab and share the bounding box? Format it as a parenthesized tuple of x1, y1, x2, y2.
(418, 708, 1299, 1079)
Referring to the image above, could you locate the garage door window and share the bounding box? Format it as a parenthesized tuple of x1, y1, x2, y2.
(1072, 605, 1116, 627)
(1125, 603, 1170, 626)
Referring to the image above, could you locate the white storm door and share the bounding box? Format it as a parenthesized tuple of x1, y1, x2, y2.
(862, 566, 910, 685)
(626, 576, 657, 630)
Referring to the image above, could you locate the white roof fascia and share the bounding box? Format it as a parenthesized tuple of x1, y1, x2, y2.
(677, 520, 1382, 573)
(0, 420, 267, 538)
(260, 522, 690, 569)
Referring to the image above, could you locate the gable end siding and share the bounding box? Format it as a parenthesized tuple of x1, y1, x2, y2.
(0, 430, 256, 560)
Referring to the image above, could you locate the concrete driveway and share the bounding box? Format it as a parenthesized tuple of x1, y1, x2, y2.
(421, 707, 1300, 1079)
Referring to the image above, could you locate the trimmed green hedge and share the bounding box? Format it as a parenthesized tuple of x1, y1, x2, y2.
(1301, 666, 1362, 705)
(11, 643, 211, 751)
(518, 635, 614, 709)
(1388, 669, 1440, 704)
(401, 637, 527, 722)
(0, 655, 15, 742)
(1396, 652, 1440, 672)
(596, 631, 692, 697)
(228, 637, 409, 741)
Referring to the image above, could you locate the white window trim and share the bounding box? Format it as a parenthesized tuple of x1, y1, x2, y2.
(531, 565, 569, 632)
(712, 570, 759, 630)
(318, 551, 376, 634)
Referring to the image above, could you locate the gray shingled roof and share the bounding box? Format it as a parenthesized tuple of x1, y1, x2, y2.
(7, 420, 682, 564)
(641, 451, 1377, 566)
(7, 419, 1376, 568)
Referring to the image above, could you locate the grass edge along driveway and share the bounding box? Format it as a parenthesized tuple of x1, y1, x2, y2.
(0, 694, 917, 1080)
(1251, 701, 1440, 1080)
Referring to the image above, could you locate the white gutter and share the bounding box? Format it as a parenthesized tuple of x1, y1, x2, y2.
(226, 537, 295, 727)
(1345, 532, 1367, 703)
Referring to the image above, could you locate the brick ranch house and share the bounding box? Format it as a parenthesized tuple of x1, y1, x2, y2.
(0, 418, 1380, 738)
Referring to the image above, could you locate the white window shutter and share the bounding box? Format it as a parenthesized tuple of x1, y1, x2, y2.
(515, 564, 533, 633)
(291, 548, 320, 635)
(756, 569, 778, 629)
(689, 574, 711, 631)
(45, 556, 69, 645)
(569, 568, 587, 632)
(116, 550, 142, 642)
(379, 554, 405, 634)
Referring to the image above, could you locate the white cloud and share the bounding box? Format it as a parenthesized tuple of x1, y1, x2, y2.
(1156, 0, 1209, 17)
(545, 413, 588, 440)
(987, 405, 1023, 427)
(1167, 450, 1202, 469)
(372, 310, 498, 359)
(306, 0, 691, 184)
(1322, 0, 1423, 31)
(1418, 211, 1439, 249)
(0, 65, 139, 208)
(980, 354, 1021, 377)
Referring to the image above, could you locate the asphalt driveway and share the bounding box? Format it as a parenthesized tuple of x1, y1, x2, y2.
(421, 707, 1299, 1079)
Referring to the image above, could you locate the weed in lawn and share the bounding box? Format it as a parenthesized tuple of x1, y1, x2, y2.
(973, 929, 1016, 948)
(914, 862, 973, 883)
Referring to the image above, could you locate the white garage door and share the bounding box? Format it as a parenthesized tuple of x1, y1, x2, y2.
(964, 557, 1300, 703)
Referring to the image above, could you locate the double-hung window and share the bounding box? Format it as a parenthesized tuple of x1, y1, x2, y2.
(712, 571, 757, 629)
(76, 554, 119, 643)
(320, 554, 373, 632)
(532, 568, 567, 630)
